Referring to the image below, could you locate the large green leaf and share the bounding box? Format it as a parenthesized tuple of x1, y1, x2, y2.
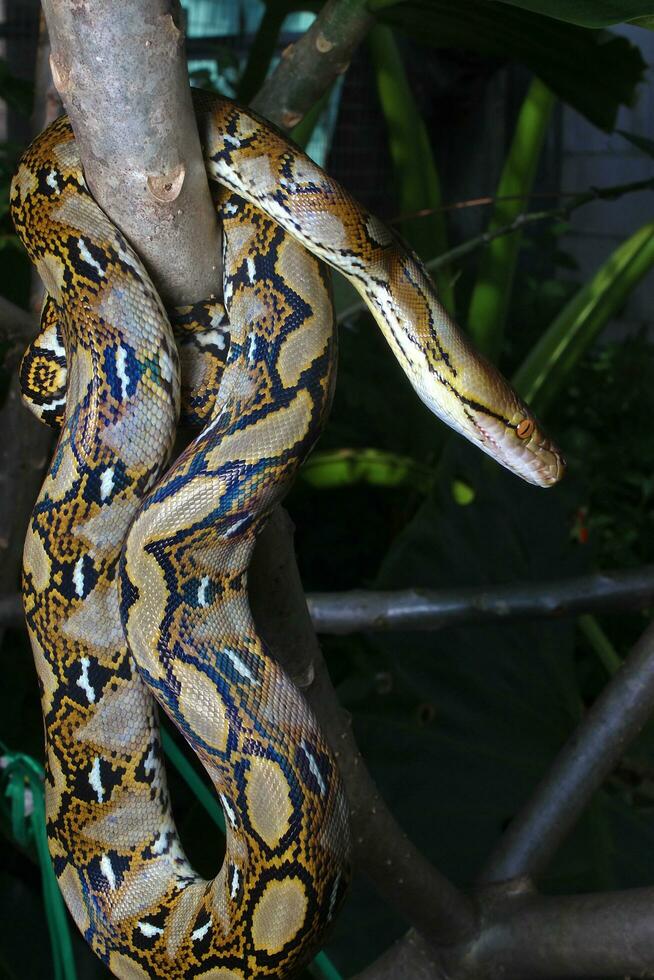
(301, 448, 435, 491)
(371, 0, 646, 130)
(488, 0, 654, 27)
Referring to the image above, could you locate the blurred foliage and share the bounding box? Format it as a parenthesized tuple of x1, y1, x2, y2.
(3, 1, 654, 978)
(483, 0, 654, 27)
(372, 0, 646, 130)
(467, 76, 555, 358)
(555, 332, 654, 571)
(514, 222, 654, 412)
(369, 24, 453, 310)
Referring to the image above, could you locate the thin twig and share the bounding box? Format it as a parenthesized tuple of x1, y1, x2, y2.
(393, 176, 654, 222)
(430, 176, 654, 272)
(308, 565, 654, 634)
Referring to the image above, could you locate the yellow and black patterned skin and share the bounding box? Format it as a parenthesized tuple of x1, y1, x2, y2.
(20, 295, 68, 427)
(12, 91, 564, 980)
(21, 294, 229, 430)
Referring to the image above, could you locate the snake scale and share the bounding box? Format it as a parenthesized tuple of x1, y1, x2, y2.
(11, 89, 564, 979)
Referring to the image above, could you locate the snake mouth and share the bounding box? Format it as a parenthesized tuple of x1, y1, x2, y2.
(531, 443, 566, 487)
(468, 411, 565, 488)
(504, 435, 565, 488)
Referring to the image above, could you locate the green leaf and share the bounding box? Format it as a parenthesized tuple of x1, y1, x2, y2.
(481, 0, 654, 27)
(371, 0, 646, 131)
(309, 951, 345, 980)
(513, 222, 654, 413)
(161, 727, 225, 831)
(0, 748, 76, 979)
(368, 25, 453, 312)
(451, 478, 475, 505)
(578, 614, 622, 676)
(467, 77, 554, 361)
(301, 448, 435, 492)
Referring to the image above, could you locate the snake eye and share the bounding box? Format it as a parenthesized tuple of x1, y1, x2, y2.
(516, 418, 534, 440)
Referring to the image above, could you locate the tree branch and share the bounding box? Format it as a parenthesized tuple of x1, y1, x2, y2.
(358, 881, 654, 980)
(250, 0, 374, 128)
(42, 0, 220, 307)
(354, 929, 444, 980)
(308, 565, 654, 634)
(443, 884, 654, 979)
(355, 616, 654, 979)
(479, 619, 654, 885)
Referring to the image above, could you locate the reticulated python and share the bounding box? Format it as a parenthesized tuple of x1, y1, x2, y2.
(11, 90, 564, 979)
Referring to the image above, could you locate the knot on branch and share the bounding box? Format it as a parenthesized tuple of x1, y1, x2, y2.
(146, 163, 186, 203)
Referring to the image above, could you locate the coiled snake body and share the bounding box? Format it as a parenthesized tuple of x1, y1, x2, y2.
(11, 91, 564, 979)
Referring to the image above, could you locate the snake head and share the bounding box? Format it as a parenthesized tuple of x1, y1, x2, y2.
(457, 396, 566, 488)
(416, 354, 565, 489)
